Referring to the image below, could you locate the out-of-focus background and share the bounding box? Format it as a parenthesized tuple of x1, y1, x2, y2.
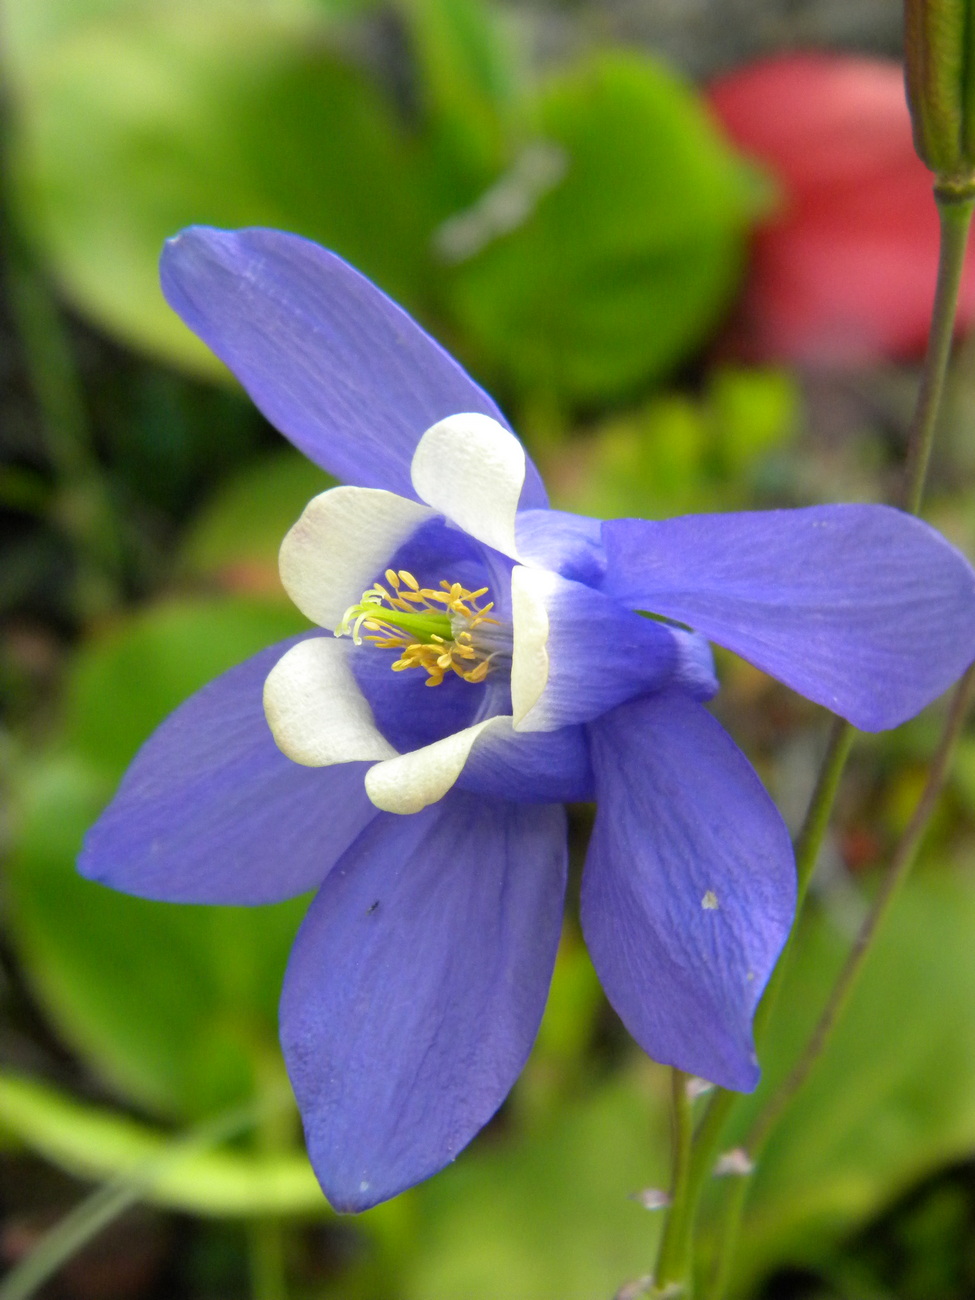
(4, 2, 975, 1297)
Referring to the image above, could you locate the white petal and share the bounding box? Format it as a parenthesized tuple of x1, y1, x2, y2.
(510, 565, 553, 729)
(410, 413, 525, 559)
(365, 716, 512, 814)
(264, 638, 397, 767)
(279, 486, 434, 629)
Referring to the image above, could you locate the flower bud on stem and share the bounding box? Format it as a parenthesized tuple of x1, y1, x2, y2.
(905, 0, 975, 184)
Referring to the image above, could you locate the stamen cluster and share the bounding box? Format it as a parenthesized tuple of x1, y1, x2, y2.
(336, 569, 500, 687)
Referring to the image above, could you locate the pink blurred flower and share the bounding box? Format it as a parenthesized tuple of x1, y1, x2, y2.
(708, 53, 975, 365)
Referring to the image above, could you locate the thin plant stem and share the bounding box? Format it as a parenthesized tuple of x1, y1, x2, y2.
(901, 191, 975, 515)
(6, 250, 126, 619)
(0, 126, 126, 620)
(754, 717, 856, 1042)
(655, 718, 856, 1278)
(661, 1088, 736, 1286)
(0, 1182, 139, 1300)
(247, 1056, 294, 1300)
(701, 1174, 749, 1300)
(748, 663, 975, 1158)
(790, 720, 857, 906)
(654, 179, 975, 1296)
(653, 1071, 695, 1295)
(702, 664, 975, 1300)
(248, 1218, 289, 1300)
(0, 1090, 291, 1300)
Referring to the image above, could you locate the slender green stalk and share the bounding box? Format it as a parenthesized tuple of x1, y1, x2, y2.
(901, 191, 975, 514)
(248, 1218, 289, 1300)
(702, 664, 975, 1300)
(247, 1058, 294, 1300)
(653, 178, 975, 1296)
(0, 153, 127, 620)
(0, 1092, 289, 1300)
(748, 663, 975, 1159)
(661, 1088, 736, 1286)
(754, 718, 856, 1043)
(0, 1181, 140, 1300)
(791, 721, 856, 906)
(653, 1071, 695, 1295)
(654, 718, 856, 1281)
(695, 185, 975, 1297)
(701, 1173, 749, 1300)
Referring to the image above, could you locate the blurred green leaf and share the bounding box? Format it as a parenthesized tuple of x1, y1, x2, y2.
(0, 1073, 326, 1216)
(443, 52, 763, 405)
(713, 869, 975, 1294)
(5, 0, 428, 373)
(548, 366, 797, 519)
(405, 1065, 671, 1300)
(2, 0, 138, 68)
(399, 0, 520, 195)
(179, 448, 333, 594)
(6, 598, 309, 1118)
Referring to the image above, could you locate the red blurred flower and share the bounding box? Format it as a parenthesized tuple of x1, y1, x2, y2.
(708, 53, 975, 365)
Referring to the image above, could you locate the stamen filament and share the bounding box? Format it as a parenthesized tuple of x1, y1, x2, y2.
(335, 570, 505, 687)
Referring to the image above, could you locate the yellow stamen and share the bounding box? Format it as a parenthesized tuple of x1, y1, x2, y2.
(335, 573, 502, 686)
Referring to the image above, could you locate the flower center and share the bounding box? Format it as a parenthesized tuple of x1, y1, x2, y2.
(335, 569, 505, 688)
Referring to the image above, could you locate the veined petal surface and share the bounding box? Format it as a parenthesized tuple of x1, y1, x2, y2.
(79, 638, 378, 904)
(602, 505, 975, 730)
(582, 691, 795, 1090)
(515, 508, 607, 586)
(280, 792, 567, 1212)
(456, 718, 595, 803)
(279, 487, 434, 629)
(510, 567, 678, 731)
(264, 638, 396, 767)
(160, 227, 547, 506)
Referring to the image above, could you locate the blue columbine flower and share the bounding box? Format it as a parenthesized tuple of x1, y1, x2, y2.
(80, 227, 975, 1213)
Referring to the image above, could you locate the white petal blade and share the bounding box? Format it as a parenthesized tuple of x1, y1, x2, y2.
(510, 566, 553, 730)
(264, 638, 397, 767)
(279, 486, 434, 628)
(410, 413, 525, 559)
(365, 716, 512, 814)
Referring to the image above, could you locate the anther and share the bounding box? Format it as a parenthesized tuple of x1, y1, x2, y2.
(334, 574, 504, 687)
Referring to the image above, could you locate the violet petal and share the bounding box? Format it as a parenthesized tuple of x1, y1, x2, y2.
(280, 791, 566, 1211)
(161, 227, 547, 506)
(79, 637, 377, 903)
(582, 690, 795, 1090)
(602, 504, 975, 730)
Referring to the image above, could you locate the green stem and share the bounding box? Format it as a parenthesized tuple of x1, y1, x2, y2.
(703, 664, 975, 1300)
(791, 720, 857, 907)
(748, 662, 975, 1159)
(901, 190, 975, 515)
(653, 1071, 695, 1295)
(247, 1057, 294, 1300)
(753, 718, 856, 1043)
(247, 1218, 289, 1300)
(701, 1174, 749, 1300)
(665, 1088, 737, 1286)
(0, 185, 126, 620)
(699, 195, 975, 1285)
(654, 178, 975, 1297)
(657, 719, 856, 1283)
(0, 1092, 289, 1300)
